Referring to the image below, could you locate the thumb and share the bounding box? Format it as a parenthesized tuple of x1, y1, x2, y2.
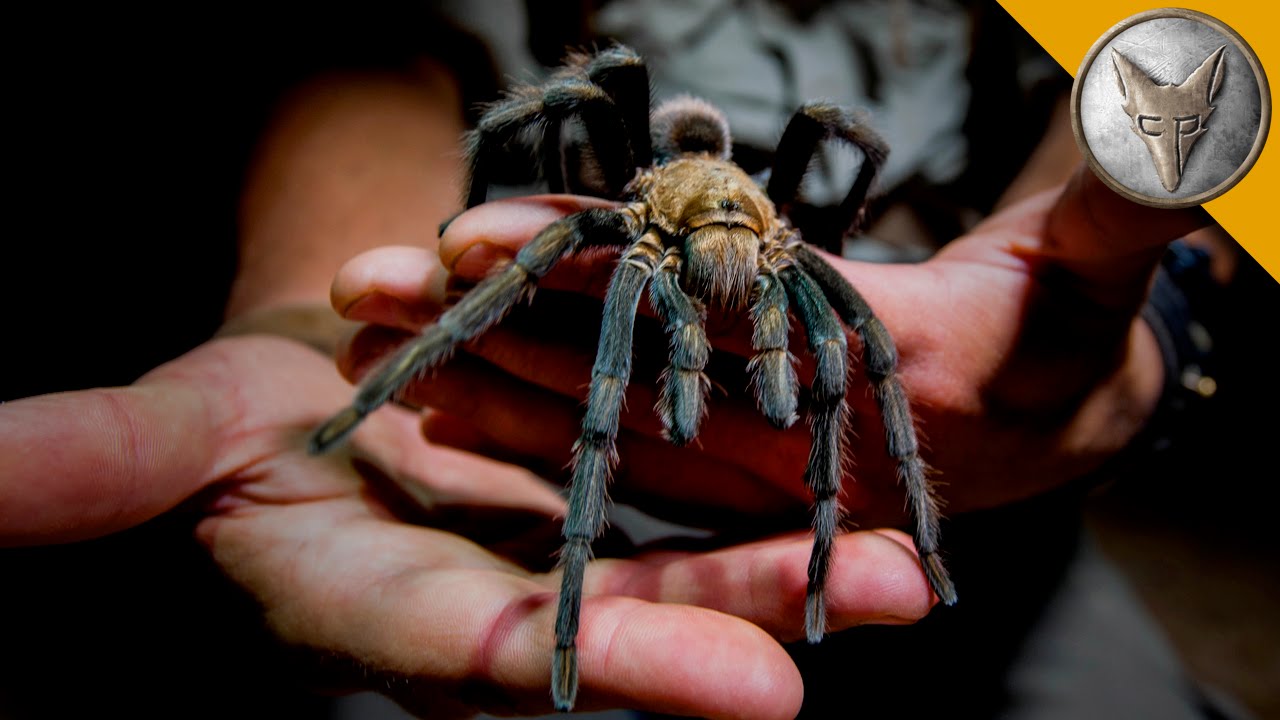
(974, 167, 1210, 413)
(0, 381, 219, 546)
(1039, 166, 1211, 312)
(0, 337, 338, 546)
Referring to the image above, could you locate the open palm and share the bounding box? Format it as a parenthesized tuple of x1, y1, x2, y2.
(1, 334, 937, 719)
(332, 168, 1204, 532)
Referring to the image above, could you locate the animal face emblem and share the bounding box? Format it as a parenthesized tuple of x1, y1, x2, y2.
(1112, 46, 1227, 191)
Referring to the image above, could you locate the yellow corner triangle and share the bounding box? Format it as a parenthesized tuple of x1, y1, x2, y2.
(998, 1, 1279, 282)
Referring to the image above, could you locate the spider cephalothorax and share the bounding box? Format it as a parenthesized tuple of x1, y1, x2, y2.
(311, 46, 956, 712)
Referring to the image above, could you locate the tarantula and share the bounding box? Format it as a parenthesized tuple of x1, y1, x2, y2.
(311, 46, 956, 711)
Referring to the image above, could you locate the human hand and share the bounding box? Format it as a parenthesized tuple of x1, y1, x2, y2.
(332, 167, 1206, 530)
(0, 334, 936, 719)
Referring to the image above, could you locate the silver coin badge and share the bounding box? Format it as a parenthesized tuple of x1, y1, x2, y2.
(1072, 8, 1270, 208)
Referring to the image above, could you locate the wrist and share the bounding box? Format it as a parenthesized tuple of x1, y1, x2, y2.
(216, 303, 358, 357)
(1133, 241, 1219, 453)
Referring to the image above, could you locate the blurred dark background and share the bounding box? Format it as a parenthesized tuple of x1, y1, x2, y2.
(3, 3, 1277, 718)
(4, 6, 461, 716)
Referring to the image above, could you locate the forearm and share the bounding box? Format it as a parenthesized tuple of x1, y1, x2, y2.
(226, 60, 465, 322)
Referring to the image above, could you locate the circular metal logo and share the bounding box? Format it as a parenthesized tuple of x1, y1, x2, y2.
(1071, 8, 1270, 208)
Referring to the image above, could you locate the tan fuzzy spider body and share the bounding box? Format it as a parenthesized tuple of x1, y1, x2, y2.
(311, 46, 954, 712)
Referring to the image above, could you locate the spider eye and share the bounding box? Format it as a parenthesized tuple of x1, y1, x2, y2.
(651, 95, 733, 161)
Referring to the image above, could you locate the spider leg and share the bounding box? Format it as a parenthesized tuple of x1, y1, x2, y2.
(308, 209, 636, 454)
(776, 263, 849, 643)
(464, 78, 635, 208)
(554, 231, 662, 711)
(792, 243, 956, 606)
(541, 120, 568, 195)
(581, 46, 652, 170)
(649, 246, 711, 445)
(766, 103, 888, 254)
(748, 270, 800, 428)
(552, 46, 653, 198)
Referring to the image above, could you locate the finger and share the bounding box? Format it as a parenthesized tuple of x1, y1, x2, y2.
(534, 594, 803, 720)
(440, 195, 940, 362)
(586, 528, 937, 642)
(1046, 164, 1211, 257)
(443, 195, 633, 307)
(1039, 166, 1211, 311)
(439, 195, 618, 279)
(419, 412, 563, 483)
(413, 318, 897, 501)
(354, 404, 567, 518)
(202, 500, 802, 720)
(334, 322, 415, 385)
(462, 288, 770, 389)
(937, 168, 1206, 411)
(331, 245, 447, 332)
(0, 383, 219, 545)
(339, 198, 889, 409)
(399, 352, 801, 519)
(419, 409, 501, 455)
(339, 308, 888, 519)
(329, 327, 568, 518)
(457, 326, 819, 484)
(0, 337, 342, 545)
(330, 211, 629, 363)
(335, 322, 570, 517)
(399, 577, 805, 719)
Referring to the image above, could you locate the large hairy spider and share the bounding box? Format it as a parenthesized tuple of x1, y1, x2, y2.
(311, 46, 956, 711)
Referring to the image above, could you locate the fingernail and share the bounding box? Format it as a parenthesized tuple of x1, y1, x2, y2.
(451, 242, 513, 279)
(341, 292, 412, 324)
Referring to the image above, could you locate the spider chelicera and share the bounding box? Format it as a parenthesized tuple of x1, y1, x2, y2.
(310, 45, 956, 712)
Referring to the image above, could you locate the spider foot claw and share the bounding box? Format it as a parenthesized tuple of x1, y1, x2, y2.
(804, 590, 827, 644)
(308, 406, 365, 455)
(552, 645, 578, 711)
(764, 410, 798, 430)
(922, 552, 957, 606)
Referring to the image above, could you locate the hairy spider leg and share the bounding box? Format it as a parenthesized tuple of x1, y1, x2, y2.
(464, 80, 635, 209)
(541, 121, 568, 195)
(548, 47, 654, 198)
(553, 231, 662, 711)
(776, 263, 850, 643)
(748, 270, 800, 428)
(767, 103, 889, 254)
(649, 247, 712, 445)
(793, 244, 957, 606)
(308, 209, 633, 454)
(582, 46, 653, 171)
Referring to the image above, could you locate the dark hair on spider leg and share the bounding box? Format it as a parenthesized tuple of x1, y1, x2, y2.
(777, 265, 851, 645)
(747, 273, 800, 428)
(790, 244, 958, 607)
(582, 45, 653, 169)
(651, 254, 712, 444)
